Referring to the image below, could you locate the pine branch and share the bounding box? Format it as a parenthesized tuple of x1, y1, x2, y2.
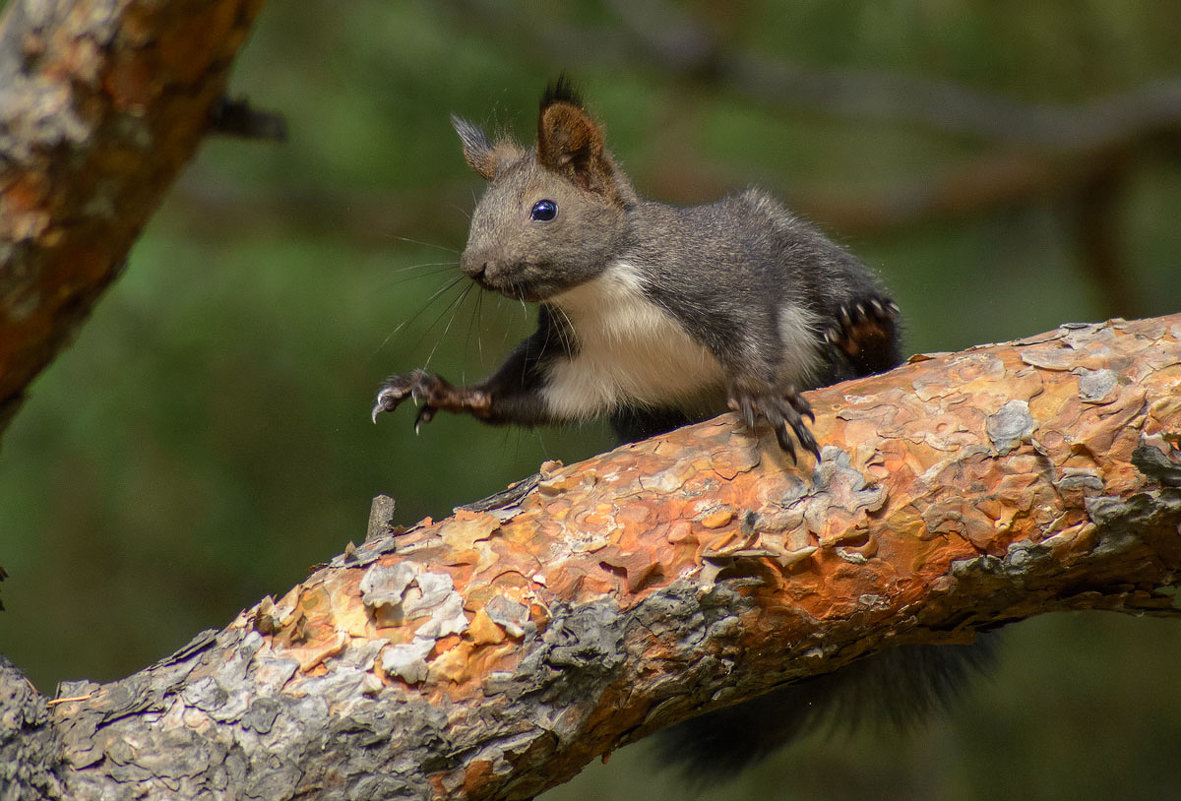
(5, 313, 1180, 800)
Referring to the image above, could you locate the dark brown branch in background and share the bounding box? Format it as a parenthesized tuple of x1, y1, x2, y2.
(0, 0, 269, 443)
(1070, 165, 1135, 316)
(3, 314, 1180, 800)
(207, 96, 288, 142)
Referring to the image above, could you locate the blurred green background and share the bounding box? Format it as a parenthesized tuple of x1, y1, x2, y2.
(2, 1, 1180, 799)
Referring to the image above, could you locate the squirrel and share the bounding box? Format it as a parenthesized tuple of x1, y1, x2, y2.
(372, 77, 991, 780)
(371, 76, 900, 460)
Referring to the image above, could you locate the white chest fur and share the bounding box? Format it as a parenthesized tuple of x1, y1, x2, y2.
(541, 262, 725, 419)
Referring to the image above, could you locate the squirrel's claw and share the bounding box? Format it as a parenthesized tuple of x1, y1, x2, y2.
(414, 405, 436, 434)
(773, 423, 798, 463)
(371, 370, 428, 424)
(371, 386, 407, 423)
(728, 384, 820, 463)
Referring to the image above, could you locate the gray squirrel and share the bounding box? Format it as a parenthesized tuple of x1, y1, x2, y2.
(371, 77, 900, 460)
(373, 78, 991, 780)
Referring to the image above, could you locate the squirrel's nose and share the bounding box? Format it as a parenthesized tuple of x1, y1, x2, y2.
(460, 253, 489, 280)
(462, 252, 504, 289)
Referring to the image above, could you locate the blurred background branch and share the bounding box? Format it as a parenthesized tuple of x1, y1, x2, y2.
(451, 0, 1181, 148)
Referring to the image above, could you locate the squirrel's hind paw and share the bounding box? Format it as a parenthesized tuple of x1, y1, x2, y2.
(824, 295, 900, 374)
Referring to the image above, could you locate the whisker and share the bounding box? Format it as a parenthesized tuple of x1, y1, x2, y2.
(422, 282, 477, 369)
(391, 260, 458, 271)
(372, 275, 467, 357)
(548, 302, 576, 356)
(390, 236, 460, 255)
(485, 295, 517, 353)
(466, 288, 488, 370)
(376, 263, 457, 290)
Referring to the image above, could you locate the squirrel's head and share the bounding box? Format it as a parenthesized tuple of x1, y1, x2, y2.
(452, 78, 636, 302)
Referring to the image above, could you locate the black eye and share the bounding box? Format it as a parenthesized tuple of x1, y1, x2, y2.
(530, 199, 557, 221)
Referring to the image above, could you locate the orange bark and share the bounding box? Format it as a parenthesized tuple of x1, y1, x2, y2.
(20, 315, 1180, 799)
(204, 313, 1180, 799)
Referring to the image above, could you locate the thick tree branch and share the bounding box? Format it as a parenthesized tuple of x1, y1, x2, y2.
(4, 313, 1179, 800)
(0, 0, 267, 440)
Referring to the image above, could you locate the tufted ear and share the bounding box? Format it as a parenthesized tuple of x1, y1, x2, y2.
(452, 114, 500, 180)
(538, 103, 604, 174)
(536, 78, 618, 196)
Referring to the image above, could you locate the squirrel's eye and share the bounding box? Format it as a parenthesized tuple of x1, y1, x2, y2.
(530, 199, 557, 222)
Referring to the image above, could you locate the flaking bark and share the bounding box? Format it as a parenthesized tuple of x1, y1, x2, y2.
(3, 313, 1180, 801)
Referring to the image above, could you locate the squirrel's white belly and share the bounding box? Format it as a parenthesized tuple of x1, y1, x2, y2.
(542, 263, 725, 419)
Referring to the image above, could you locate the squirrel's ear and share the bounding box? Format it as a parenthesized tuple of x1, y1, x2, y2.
(452, 114, 498, 180)
(537, 102, 608, 191)
(535, 78, 633, 204)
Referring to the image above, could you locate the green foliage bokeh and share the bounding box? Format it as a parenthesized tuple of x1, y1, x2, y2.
(1, 2, 1179, 799)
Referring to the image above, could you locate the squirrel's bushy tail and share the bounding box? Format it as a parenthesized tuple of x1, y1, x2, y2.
(654, 636, 999, 782)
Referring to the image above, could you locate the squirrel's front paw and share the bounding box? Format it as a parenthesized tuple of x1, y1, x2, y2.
(371, 370, 489, 431)
(728, 384, 819, 463)
(371, 369, 444, 429)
